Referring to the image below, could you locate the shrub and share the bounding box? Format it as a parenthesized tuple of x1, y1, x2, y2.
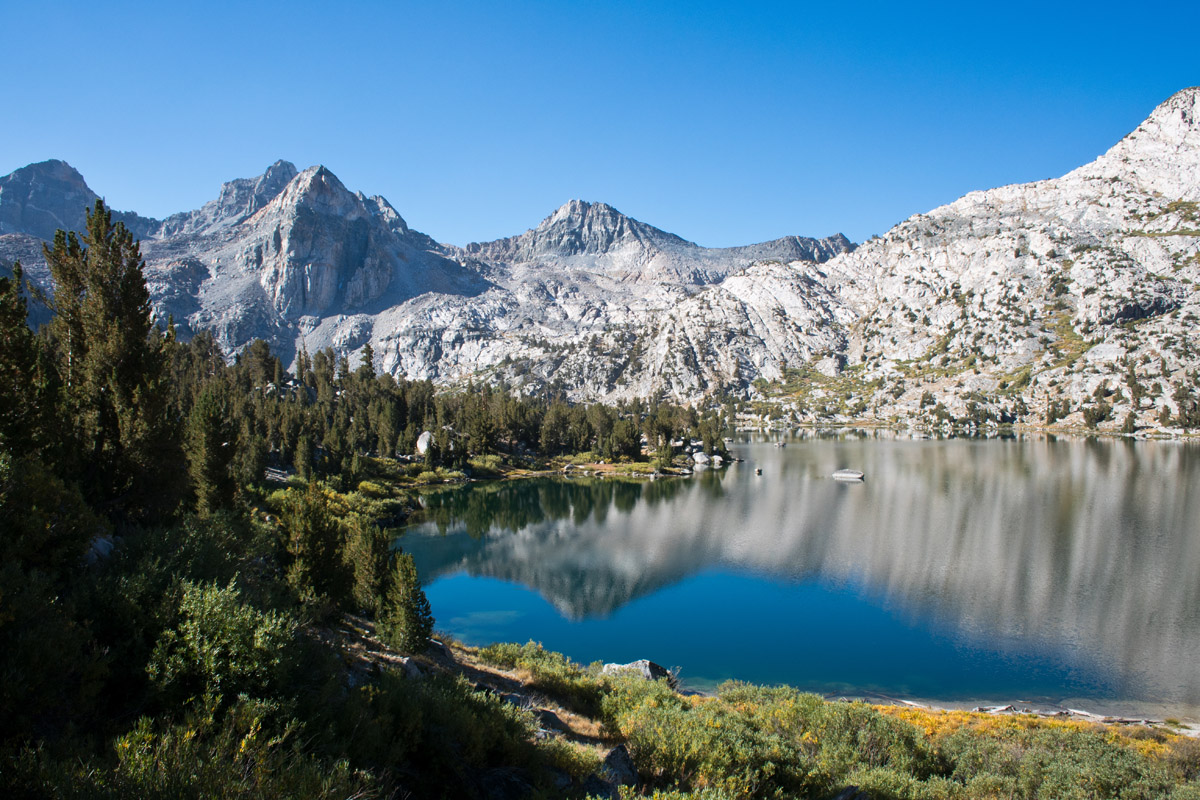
(147, 579, 299, 706)
(330, 670, 540, 794)
(602, 679, 817, 798)
(478, 640, 605, 717)
(10, 696, 377, 799)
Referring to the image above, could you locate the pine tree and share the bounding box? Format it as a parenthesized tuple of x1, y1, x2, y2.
(185, 385, 237, 515)
(43, 202, 183, 519)
(294, 433, 314, 480)
(357, 343, 375, 379)
(342, 515, 391, 614)
(379, 553, 433, 654)
(0, 263, 52, 456)
(283, 481, 350, 611)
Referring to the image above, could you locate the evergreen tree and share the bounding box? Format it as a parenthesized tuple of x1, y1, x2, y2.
(185, 385, 237, 515)
(43, 202, 183, 520)
(342, 515, 391, 614)
(357, 343, 375, 379)
(0, 263, 52, 456)
(283, 481, 350, 611)
(379, 553, 434, 654)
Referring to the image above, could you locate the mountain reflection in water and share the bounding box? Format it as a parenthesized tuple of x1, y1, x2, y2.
(399, 434, 1200, 707)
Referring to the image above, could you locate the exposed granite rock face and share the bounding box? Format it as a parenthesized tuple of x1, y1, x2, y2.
(157, 159, 298, 237)
(0, 159, 159, 241)
(2, 87, 1198, 428)
(799, 86, 1200, 429)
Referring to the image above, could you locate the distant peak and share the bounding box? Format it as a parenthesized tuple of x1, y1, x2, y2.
(261, 159, 298, 182)
(10, 158, 88, 186)
(543, 199, 625, 227)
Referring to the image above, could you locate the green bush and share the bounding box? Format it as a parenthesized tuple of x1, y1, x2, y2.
(478, 641, 605, 717)
(341, 515, 391, 615)
(601, 678, 816, 798)
(7, 696, 377, 799)
(147, 580, 299, 707)
(281, 483, 351, 613)
(330, 671, 541, 793)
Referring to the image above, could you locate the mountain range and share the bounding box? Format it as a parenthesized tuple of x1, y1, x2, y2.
(3, 87, 1199, 431)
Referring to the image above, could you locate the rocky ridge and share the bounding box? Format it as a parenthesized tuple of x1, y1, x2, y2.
(2, 88, 1199, 432)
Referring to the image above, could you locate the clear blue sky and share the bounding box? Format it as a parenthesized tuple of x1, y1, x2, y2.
(2, 1, 1196, 246)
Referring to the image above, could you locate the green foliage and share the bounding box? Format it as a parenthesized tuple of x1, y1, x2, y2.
(478, 640, 605, 716)
(378, 553, 434, 654)
(1046, 398, 1073, 425)
(341, 515, 391, 614)
(185, 385, 237, 515)
(1083, 399, 1113, 428)
(600, 678, 817, 798)
(9, 696, 377, 799)
(147, 579, 299, 706)
(281, 482, 351, 613)
(44, 202, 183, 521)
(329, 671, 541, 790)
(0, 452, 104, 578)
(0, 263, 54, 456)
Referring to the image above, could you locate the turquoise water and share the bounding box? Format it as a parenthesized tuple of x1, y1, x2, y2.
(398, 433, 1200, 712)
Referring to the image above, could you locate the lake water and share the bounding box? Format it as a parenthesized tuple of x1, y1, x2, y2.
(398, 432, 1200, 717)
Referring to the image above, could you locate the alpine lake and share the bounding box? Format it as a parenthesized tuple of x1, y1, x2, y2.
(396, 432, 1200, 719)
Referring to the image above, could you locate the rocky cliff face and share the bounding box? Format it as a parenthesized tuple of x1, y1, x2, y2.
(2, 87, 1198, 431)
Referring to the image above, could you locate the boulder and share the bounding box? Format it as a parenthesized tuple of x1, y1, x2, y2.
(600, 744, 637, 786)
(581, 775, 619, 800)
(693, 451, 710, 465)
(415, 430, 433, 455)
(395, 656, 423, 680)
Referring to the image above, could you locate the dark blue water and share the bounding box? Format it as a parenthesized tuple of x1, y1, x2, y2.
(398, 433, 1200, 713)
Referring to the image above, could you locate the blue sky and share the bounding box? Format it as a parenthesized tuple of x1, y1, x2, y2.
(2, 1, 1196, 246)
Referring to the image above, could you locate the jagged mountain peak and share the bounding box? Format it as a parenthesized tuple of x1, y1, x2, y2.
(0, 159, 94, 239)
(540, 198, 682, 242)
(261, 158, 299, 183)
(461, 198, 688, 264)
(157, 159, 300, 237)
(544, 198, 621, 224)
(259, 164, 368, 222)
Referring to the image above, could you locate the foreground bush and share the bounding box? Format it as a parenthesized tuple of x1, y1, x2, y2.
(147, 580, 299, 707)
(478, 640, 606, 717)
(8, 697, 376, 800)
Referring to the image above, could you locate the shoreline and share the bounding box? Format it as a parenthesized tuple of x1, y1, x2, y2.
(403, 630, 1200, 739)
(835, 691, 1200, 735)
